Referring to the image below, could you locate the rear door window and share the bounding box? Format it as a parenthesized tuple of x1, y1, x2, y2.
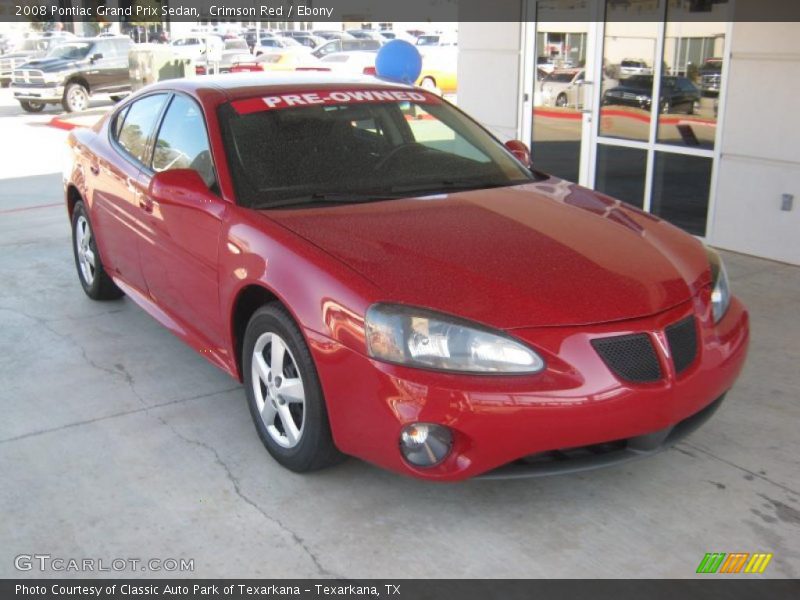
(152, 95, 216, 189)
(116, 94, 169, 165)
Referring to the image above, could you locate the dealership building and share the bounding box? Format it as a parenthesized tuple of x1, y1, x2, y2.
(457, 0, 799, 265)
(6, 0, 796, 265)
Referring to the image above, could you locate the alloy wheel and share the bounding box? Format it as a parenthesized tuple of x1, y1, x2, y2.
(251, 332, 306, 448)
(68, 86, 89, 112)
(75, 215, 96, 285)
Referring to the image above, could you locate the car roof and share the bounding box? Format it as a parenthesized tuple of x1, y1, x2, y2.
(49, 36, 128, 45)
(143, 72, 417, 102)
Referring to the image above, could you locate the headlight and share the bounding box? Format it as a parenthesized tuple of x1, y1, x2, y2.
(365, 303, 545, 374)
(706, 247, 731, 323)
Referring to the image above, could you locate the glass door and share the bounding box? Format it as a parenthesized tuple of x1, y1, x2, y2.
(592, 0, 730, 236)
(527, 0, 603, 186)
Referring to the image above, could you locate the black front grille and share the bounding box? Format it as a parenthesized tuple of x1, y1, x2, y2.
(666, 316, 698, 375)
(591, 333, 662, 383)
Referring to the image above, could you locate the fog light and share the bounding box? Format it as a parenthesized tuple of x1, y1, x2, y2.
(399, 423, 453, 468)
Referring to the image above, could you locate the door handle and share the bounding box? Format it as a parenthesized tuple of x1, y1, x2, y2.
(137, 193, 153, 213)
(89, 164, 100, 176)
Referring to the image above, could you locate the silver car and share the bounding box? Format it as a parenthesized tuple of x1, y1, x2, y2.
(619, 59, 653, 79)
(540, 69, 585, 108)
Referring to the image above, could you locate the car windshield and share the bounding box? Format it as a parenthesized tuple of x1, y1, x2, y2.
(46, 42, 92, 60)
(220, 90, 536, 209)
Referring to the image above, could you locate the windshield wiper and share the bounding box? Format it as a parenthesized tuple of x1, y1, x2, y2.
(260, 191, 405, 209)
(387, 180, 522, 195)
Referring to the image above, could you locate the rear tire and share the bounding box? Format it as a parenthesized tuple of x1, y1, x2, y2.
(243, 303, 344, 473)
(19, 100, 45, 113)
(71, 201, 124, 300)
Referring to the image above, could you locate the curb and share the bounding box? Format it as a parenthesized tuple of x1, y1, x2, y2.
(47, 117, 83, 131)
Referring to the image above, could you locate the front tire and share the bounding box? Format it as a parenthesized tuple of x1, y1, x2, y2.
(62, 82, 89, 113)
(19, 100, 45, 113)
(71, 201, 124, 300)
(243, 304, 343, 472)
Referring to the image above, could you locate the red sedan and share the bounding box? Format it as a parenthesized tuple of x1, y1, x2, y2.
(64, 74, 749, 481)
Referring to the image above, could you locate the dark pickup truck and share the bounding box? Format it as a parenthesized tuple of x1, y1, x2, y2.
(10, 36, 132, 113)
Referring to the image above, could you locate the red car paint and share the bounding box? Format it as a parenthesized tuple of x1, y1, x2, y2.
(65, 74, 749, 481)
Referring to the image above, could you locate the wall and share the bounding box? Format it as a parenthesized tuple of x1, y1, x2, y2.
(711, 21, 800, 265)
(457, 21, 523, 142)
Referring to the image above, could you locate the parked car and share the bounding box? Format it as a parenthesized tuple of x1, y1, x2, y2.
(253, 36, 304, 56)
(537, 56, 557, 74)
(277, 31, 325, 49)
(64, 74, 748, 480)
(415, 34, 458, 48)
(231, 48, 315, 73)
(312, 30, 355, 41)
(10, 36, 132, 113)
(311, 38, 382, 59)
(346, 30, 387, 42)
(698, 57, 722, 95)
(416, 47, 458, 94)
(540, 68, 585, 108)
(313, 51, 376, 75)
(195, 38, 251, 74)
(244, 29, 277, 50)
(0, 33, 75, 87)
(602, 75, 700, 114)
(619, 59, 652, 78)
(169, 34, 224, 62)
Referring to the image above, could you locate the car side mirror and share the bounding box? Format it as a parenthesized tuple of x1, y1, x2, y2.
(149, 169, 213, 206)
(505, 140, 531, 168)
(90, 53, 103, 62)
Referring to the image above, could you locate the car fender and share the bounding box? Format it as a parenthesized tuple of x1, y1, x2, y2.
(219, 207, 383, 378)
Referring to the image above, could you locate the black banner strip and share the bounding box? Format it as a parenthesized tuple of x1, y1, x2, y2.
(0, 0, 799, 23)
(3, 580, 800, 600)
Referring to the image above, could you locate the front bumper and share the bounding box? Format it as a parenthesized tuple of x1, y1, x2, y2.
(10, 83, 64, 102)
(307, 293, 749, 481)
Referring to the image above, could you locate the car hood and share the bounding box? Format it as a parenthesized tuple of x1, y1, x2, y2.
(263, 180, 711, 329)
(18, 57, 82, 72)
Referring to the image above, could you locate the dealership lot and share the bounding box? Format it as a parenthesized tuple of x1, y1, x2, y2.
(0, 88, 798, 578)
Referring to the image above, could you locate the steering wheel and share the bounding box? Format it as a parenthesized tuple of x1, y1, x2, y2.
(372, 143, 427, 172)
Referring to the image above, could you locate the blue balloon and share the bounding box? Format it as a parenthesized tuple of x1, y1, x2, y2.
(375, 40, 422, 84)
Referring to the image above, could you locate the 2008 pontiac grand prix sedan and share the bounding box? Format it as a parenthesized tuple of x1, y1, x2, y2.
(64, 74, 749, 481)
